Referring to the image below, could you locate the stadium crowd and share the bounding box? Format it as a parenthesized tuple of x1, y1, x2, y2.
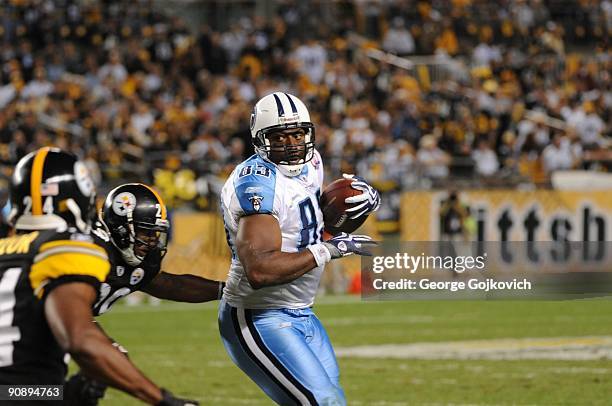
(0, 0, 609, 216)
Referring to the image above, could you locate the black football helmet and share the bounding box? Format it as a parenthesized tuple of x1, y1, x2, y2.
(99, 183, 170, 266)
(9, 147, 96, 233)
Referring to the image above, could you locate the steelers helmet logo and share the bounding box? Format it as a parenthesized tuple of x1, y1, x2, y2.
(74, 161, 95, 197)
(112, 192, 137, 217)
(130, 268, 144, 285)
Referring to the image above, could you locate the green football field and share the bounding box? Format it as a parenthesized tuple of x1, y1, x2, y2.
(90, 296, 612, 405)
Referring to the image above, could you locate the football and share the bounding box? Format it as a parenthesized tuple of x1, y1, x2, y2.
(320, 178, 369, 235)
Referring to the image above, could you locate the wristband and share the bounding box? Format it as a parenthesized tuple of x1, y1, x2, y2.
(306, 243, 332, 267)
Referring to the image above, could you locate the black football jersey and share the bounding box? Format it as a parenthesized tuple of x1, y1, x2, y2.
(0, 229, 110, 385)
(91, 225, 162, 316)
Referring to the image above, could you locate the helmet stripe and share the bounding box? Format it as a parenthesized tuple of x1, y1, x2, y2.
(140, 184, 167, 220)
(272, 93, 285, 117)
(30, 147, 50, 215)
(284, 93, 298, 113)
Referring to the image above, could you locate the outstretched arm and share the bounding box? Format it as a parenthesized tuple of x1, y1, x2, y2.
(45, 282, 164, 404)
(141, 272, 224, 302)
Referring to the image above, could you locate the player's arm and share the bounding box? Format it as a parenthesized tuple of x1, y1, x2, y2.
(45, 282, 165, 404)
(236, 213, 317, 289)
(141, 271, 224, 302)
(237, 214, 376, 289)
(33, 239, 196, 405)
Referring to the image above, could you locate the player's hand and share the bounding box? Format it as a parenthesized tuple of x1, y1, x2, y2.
(342, 174, 381, 219)
(157, 388, 199, 406)
(321, 232, 377, 258)
(64, 373, 107, 406)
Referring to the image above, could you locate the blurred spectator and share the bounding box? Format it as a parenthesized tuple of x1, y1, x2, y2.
(98, 50, 127, 85)
(439, 190, 470, 242)
(292, 37, 327, 85)
(417, 135, 450, 179)
(21, 67, 53, 99)
(0, 0, 607, 214)
(382, 17, 415, 55)
(542, 133, 581, 173)
(472, 138, 499, 177)
(573, 101, 606, 148)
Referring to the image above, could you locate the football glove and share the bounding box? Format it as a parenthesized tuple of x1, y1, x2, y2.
(157, 389, 199, 406)
(64, 373, 107, 406)
(342, 174, 381, 219)
(307, 232, 377, 266)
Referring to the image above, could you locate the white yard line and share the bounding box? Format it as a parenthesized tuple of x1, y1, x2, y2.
(336, 336, 612, 361)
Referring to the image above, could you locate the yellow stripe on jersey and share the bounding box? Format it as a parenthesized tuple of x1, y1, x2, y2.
(0, 232, 39, 256)
(30, 251, 110, 298)
(31, 147, 50, 215)
(141, 184, 167, 220)
(39, 240, 108, 257)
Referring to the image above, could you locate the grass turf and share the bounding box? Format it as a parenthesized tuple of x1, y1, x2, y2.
(88, 297, 612, 405)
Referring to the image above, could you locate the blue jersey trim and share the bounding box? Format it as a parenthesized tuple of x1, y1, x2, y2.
(234, 156, 277, 216)
(299, 163, 309, 177)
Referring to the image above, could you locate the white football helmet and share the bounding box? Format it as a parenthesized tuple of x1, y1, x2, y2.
(250, 92, 315, 177)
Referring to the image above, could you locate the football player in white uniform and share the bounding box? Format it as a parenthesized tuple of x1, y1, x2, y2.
(218, 92, 380, 405)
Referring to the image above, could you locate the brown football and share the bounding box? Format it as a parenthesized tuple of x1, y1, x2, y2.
(320, 178, 368, 235)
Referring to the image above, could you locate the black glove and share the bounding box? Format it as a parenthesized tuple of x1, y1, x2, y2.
(157, 388, 199, 406)
(64, 373, 107, 406)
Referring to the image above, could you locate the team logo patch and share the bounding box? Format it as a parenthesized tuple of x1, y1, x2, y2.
(248, 195, 263, 212)
(130, 268, 144, 285)
(113, 192, 136, 216)
(116, 266, 125, 277)
(74, 161, 95, 197)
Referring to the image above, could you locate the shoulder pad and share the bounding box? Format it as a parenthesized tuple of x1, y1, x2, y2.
(233, 158, 277, 215)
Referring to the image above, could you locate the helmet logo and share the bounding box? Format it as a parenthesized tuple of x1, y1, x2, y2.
(129, 268, 144, 285)
(248, 195, 263, 212)
(74, 161, 95, 197)
(250, 108, 257, 131)
(112, 192, 137, 216)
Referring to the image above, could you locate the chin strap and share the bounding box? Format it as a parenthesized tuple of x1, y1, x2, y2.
(277, 163, 304, 177)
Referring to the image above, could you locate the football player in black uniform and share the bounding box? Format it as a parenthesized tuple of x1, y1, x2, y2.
(66, 183, 225, 404)
(0, 147, 198, 405)
(92, 183, 224, 316)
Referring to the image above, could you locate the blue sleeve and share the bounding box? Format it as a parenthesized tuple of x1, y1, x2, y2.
(234, 169, 276, 216)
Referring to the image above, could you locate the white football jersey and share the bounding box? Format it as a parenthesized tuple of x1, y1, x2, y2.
(220, 150, 325, 309)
